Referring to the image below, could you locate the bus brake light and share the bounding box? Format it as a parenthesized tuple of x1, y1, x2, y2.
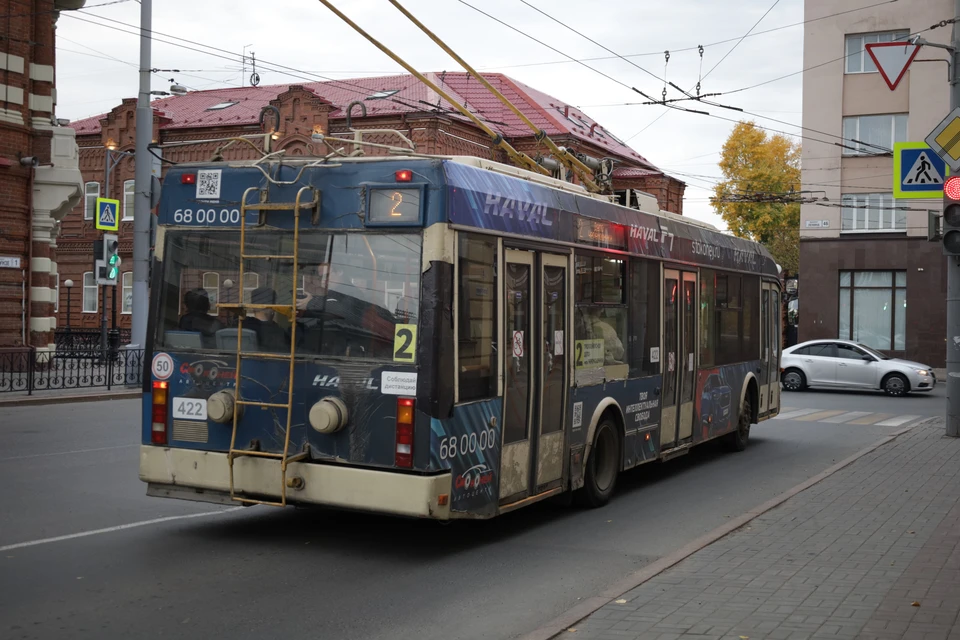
(395, 397, 415, 468)
(181, 173, 197, 185)
(151, 380, 169, 445)
(395, 169, 412, 182)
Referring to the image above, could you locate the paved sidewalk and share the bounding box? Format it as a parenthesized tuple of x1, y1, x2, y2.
(559, 420, 960, 640)
(0, 386, 140, 406)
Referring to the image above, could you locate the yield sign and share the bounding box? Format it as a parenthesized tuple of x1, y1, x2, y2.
(865, 41, 920, 91)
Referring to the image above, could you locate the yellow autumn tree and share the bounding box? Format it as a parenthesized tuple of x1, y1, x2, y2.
(712, 122, 800, 273)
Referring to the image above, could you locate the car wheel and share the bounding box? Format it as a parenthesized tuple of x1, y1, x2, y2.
(781, 368, 806, 392)
(577, 418, 620, 508)
(726, 395, 752, 452)
(882, 373, 909, 397)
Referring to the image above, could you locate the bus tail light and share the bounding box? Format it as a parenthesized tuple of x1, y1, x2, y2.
(151, 380, 169, 445)
(181, 173, 196, 185)
(395, 169, 412, 182)
(395, 397, 415, 468)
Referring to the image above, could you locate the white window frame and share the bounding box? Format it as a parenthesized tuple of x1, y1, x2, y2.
(841, 193, 904, 233)
(845, 30, 910, 74)
(841, 114, 907, 156)
(242, 272, 259, 303)
(122, 179, 135, 221)
(202, 272, 220, 310)
(121, 271, 133, 314)
(82, 271, 98, 313)
(84, 182, 100, 220)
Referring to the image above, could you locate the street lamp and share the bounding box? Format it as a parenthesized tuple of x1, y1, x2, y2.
(64, 279, 74, 329)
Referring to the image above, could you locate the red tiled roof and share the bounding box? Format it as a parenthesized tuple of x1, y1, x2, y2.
(613, 167, 662, 178)
(69, 72, 659, 170)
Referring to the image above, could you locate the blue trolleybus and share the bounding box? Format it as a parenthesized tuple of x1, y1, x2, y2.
(140, 152, 782, 519)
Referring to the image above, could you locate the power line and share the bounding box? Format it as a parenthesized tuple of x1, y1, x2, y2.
(701, 0, 782, 82)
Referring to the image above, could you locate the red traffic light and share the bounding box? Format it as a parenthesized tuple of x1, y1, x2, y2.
(945, 176, 960, 200)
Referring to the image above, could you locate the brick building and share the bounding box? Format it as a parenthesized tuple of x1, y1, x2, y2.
(0, 0, 85, 348)
(60, 72, 685, 331)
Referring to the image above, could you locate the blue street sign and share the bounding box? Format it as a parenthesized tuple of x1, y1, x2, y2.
(893, 142, 949, 199)
(95, 197, 120, 231)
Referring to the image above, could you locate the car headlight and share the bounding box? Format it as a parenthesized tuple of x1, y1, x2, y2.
(915, 369, 929, 376)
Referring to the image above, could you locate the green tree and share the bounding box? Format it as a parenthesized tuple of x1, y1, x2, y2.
(712, 121, 800, 274)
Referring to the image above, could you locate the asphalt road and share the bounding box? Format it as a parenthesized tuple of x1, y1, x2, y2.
(0, 385, 944, 640)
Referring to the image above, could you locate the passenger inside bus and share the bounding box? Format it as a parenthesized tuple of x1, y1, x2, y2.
(243, 286, 289, 352)
(581, 307, 625, 365)
(178, 288, 223, 348)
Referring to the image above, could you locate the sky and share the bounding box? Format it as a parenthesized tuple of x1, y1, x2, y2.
(52, 0, 806, 230)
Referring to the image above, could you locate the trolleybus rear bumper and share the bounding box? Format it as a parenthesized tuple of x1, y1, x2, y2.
(139, 446, 452, 519)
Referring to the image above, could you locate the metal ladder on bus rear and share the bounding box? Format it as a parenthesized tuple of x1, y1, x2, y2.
(219, 186, 319, 507)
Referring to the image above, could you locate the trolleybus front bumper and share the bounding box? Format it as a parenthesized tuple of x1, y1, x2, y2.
(139, 446, 452, 519)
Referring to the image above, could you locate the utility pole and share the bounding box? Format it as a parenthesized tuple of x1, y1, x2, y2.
(948, 0, 960, 437)
(131, 0, 152, 348)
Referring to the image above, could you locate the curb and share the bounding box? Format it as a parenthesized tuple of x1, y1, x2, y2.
(517, 417, 937, 640)
(0, 389, 141, 407)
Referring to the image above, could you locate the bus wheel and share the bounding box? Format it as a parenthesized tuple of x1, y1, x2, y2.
(578, 419, 620, 508)
(726, 396, 752, 452)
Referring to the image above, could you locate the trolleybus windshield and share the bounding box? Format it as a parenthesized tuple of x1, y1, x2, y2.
(156, 230, 422, 360)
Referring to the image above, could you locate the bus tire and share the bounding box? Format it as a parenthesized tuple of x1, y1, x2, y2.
(726, 395, 752, 452)
(577, 418, 620, 508)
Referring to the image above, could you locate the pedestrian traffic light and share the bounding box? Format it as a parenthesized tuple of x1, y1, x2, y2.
(943, 177, 960, 256)
(102, 233, 120, 285)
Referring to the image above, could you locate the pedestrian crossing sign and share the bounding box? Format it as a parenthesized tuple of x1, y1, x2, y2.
(95, 197, 120, 231)
(893, 142, 949, 199)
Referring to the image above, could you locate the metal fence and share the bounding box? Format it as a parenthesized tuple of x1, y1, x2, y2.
(0, 346, 145, 395)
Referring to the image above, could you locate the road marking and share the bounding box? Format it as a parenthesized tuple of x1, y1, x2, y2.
(821, 411, 873, 424)
(873, 415, 921, 427)
(0, 508, 243, 552)
(0, 444, 138, 462)
(794, 410, 848, 422)
(780, 406, 798, 412)
(772, 408, 821, 420)
(848, 413, 892, 425)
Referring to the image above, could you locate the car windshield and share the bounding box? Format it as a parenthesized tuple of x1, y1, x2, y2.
(156, 229, 422, 360)
(856, 343, 889, 360)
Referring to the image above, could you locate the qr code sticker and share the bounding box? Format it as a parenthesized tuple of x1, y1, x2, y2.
(196, 169, 221, 200)
(572, 401, 583, 429)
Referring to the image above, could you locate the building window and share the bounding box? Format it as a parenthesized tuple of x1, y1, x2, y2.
(842, 114, 907, 155)
(242, 272, 259, 303)
(82, 271, 98, 313)
(122, 180, 135, 220)
(202, 272, 220, 310)
(845, 31, 910, 74)
(84, 182, 100, 220)
(122, 272, 133, 314)
(839, 271, 907, 350)
(841, 193, 905, 232)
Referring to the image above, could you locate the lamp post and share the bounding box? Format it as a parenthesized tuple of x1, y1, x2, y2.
(64, 279, 74, 330)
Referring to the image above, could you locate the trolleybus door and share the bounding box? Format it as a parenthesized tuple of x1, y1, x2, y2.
(499, 249, 568, 504)
(661, 269, 698, 450)
(760, 282, 781, 415)
(536, 254, 567, 491)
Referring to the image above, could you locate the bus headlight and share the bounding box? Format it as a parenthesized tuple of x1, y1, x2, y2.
(309, 396, 348, 434)
(207, 389, 239, 423)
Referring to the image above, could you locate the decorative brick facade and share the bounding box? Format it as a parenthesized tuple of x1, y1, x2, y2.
(61, 75, 685, 332)
(0, 0, 85, 348)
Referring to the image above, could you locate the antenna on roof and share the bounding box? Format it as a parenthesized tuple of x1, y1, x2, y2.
(386, 0, 603, 194)
(316, 0, 550, 178)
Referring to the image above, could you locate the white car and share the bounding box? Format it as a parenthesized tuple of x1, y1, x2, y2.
(780, 339, 936, 397)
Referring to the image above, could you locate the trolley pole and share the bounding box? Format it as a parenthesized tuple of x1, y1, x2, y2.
(948, 0, 960, 437)
(131, 0, 152, 348)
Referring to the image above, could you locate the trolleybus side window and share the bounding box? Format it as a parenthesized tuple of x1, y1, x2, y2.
(457, 234, 498, 402)
(574, 253, 627, 374)
(700, 269, 717, 367)
(704, 271, 761, 365)
(628, 258, 660, 377)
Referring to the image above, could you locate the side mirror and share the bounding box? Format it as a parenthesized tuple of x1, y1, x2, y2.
(862, 355, 874, 362)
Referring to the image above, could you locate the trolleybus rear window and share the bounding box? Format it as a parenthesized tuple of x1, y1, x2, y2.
(157, 230, 422, 360)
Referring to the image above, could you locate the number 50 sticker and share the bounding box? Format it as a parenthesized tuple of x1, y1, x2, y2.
(393, 324, 417, 363)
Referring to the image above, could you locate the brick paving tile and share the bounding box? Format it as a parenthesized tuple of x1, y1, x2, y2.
(552, 422, 960, 640)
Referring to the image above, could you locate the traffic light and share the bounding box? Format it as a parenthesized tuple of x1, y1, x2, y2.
(943, 176, 960, 255)
(102, 233, 120, 285)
